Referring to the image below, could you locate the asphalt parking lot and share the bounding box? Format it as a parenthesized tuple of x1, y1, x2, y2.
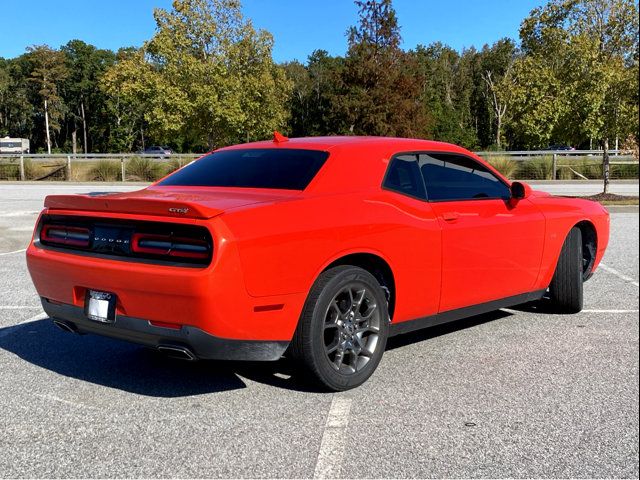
(0, 183, 638, 478)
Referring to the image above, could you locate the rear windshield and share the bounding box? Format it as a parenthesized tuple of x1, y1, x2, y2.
(158, 148, 329, 190)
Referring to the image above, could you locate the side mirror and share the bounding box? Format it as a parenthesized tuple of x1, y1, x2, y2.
(510, 181, 531, 201)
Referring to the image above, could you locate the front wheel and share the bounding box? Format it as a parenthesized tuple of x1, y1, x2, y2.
(549, 227, 584, 313)
(290, 266, 389, 391)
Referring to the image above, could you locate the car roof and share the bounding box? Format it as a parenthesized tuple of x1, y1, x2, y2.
(219, 136, 465, 153)
(211, 135, 506, 195)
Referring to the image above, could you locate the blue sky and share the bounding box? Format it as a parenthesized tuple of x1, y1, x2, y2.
(0, 0, 545, 62)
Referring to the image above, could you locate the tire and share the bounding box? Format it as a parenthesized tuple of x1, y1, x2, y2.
(290, 265, 389, 391)
(549, 227, 584, 313)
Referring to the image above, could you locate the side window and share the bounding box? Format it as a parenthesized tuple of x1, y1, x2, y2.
(383, 155, 426, 200)
(419, 153, 510, 201)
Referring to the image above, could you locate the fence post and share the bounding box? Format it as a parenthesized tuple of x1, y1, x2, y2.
(67, 155, 72, 181)
(19, 155, 25, 181)
(121, 157, 125, 182)
(552, 153, 557, 180)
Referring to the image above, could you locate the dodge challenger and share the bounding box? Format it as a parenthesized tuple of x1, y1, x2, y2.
(26, 135, 610, 390)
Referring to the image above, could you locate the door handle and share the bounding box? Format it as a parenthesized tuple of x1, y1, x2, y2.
(442, 212, 460, 222)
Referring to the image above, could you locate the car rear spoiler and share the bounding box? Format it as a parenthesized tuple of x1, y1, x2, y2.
(43, 193, 223, 220)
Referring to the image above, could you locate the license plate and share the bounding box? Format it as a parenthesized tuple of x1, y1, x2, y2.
(84, 290, 117, 323)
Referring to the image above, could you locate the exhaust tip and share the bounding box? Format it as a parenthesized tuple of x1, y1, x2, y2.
(53, 319, 78, 334)
(157, 345, 197, 361)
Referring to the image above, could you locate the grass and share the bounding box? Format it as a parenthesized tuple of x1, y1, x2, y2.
(0, 163, 20, 180)
(125, 157, 163, 181)
(88, 160, 121, 181)
(526, 157, 555, 180)
(479, 154, 638, 180)
(23, 160, 49, 180)
(487, 156, 518, 179)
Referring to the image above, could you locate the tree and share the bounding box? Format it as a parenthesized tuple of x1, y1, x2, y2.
(102, 0, 290, 150)
(100, 48, 153, 151)
(284, 50, 347, 136)
(339, 0, 427, 137)
(479, 39, 517, 149)
(61, 40, 116, 153)
(27, 45, 68, 154)
(516, 0, 639, 191)
(412, 43, 478, 147)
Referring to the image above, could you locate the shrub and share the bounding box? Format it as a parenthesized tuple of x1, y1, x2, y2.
(524, 156, 554, 180)
(24, 160, 47, 180)
(612, 162, 639, 180)
(557, 166, 575, 180)
(487, 156, 518, 179)
(581, 159, 602, 179)
(125, 157, 162, 181)
(0, 163, 19, 180)
(164, 159, 184, 175)
(89, 160, 121, 181)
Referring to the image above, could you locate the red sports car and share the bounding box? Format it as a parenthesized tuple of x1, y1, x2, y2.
(27, 135, 610, 390)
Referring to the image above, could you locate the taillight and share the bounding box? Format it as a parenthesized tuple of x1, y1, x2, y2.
(131, 233, 210, 259)
(37, 215, 213, 266)
(41, 225, 91, 247)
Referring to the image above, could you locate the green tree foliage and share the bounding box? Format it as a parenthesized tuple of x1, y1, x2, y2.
(338, 0, 427, 137)
(100, 48, 155, 151)
(26, 45, 68, 154)
(513, 0, 639, 190)
(0, 0, 636, 158)
(284, 50, 346, 137)
(478, 39, 517, 149)
(61, 40, 116, 153)
(101, 0, 291, 150)
(412, 43, 478, 147)
(0, 57, 33, 139)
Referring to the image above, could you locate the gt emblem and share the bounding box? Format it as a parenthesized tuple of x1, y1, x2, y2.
(169, 207, 189, 214)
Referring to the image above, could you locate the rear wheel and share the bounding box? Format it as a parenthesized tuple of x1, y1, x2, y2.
(549, 227, 583, 313)
(290, 266, 389, 391)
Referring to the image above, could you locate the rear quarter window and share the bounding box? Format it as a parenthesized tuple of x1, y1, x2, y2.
(159, 148, 329, 190)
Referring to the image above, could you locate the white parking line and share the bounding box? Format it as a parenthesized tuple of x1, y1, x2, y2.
(0, 306, 41, 310)
(599, 263, 640, 287)
(0, 211, 39, 217)
(313, 396, 353, 479)
(582, 309, 639, 313)
(33, 393, 97, 410)
(0, 313, 47, 339)
(0, 248, 26, 256)
(21, 312, 47, 323)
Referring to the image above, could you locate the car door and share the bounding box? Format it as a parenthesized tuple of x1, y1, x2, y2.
(417, 152, 546, 312)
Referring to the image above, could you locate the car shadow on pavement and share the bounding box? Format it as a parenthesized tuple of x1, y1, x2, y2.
(0, 318, 325, 395)
(386, 309, 513, 351)
(1, 308, 519, 395)
(0, 319, 250, 397)
(508, 297, 574, 314)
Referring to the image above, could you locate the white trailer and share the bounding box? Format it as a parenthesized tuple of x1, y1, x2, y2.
(0, 137, 30, 154)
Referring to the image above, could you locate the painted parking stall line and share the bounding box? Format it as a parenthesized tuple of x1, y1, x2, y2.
(599, 263, 640, 287)
(582, 309, 639, 313)
(0, 313, 47, 339)
(313, 396, 353, 479)
(0, 248, 26, 256)
(0, 306, 41, 310)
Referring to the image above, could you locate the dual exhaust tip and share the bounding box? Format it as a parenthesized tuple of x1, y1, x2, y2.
(52, 319, 197, 361)
(53, 319, 78, 334)
(157, 345, 197, 361)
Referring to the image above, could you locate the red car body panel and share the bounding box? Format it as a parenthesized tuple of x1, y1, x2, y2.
(26, 137, 610, 353)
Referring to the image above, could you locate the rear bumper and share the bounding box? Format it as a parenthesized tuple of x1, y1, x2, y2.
(41, 298, 289, 361)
